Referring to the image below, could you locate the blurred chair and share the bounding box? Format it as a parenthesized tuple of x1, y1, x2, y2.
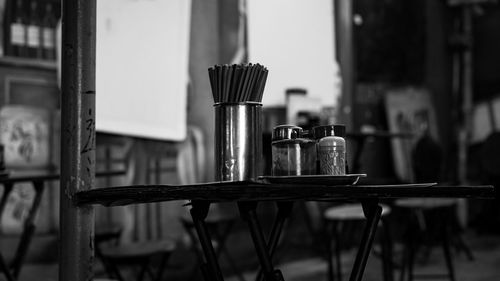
(94, 225, 123, 278)
(0, 105, 57, 280)
(98, 239, 176, 281)
(180, 207, 245, 281)
(384, 89, 470, 281)
(320, 202, 394, 281)
(394, 135, 462, 281)
(394, 198, 460, 281)
(177, 127, 246, 280)
(467, 131, 500, 233)
(93, 133, 185, 281)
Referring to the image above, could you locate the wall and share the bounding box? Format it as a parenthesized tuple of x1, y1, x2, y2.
(187, 0, 219, 182)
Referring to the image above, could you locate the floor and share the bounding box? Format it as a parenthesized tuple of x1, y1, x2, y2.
(221, 232, 500, 281)
(4, 230, 500, 281)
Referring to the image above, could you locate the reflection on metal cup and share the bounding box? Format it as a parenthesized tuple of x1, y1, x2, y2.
(215, 102, 262, 181)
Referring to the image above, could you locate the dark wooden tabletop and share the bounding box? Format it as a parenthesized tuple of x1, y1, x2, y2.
(75, 181, 495, 207)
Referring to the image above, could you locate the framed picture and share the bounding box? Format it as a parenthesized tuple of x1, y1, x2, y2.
(0, 105, 51, 169)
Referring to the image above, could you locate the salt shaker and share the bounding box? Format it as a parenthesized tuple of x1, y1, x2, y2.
(313, 125, 346, 175)
(271, 125, 316, 176)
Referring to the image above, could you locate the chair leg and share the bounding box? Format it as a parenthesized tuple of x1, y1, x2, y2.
(214, 221, 246, 281)
(454, 233, 474, 261)
(333, 221, 342, 281)
(107, 259, 126, 281)
(154, 252, 171, 281)
(401, 224, 417, 281)
(0, 253, 14, 281)
(381, 220, 394, 281)
(137, 260, 150, 281)
(407, 236, 415, 281)
(441, 226, 456, 281)
(324, 220, 335, 281)
(398, 243, 407, 281)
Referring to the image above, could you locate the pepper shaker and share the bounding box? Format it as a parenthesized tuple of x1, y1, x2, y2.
(313, 125, 346, 175)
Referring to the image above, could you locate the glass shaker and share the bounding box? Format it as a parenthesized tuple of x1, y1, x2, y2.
(271, 125, 316, 176)
(313, 125, 346, 175)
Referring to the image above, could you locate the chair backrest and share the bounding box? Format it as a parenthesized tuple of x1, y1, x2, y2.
(481, 131, 500, 181)
(104, 126, 206, 243)
(384, 88, 440, 183)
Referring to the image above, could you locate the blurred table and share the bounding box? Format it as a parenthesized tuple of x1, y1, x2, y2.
(76, 180, 494, 281)
(0, 170, 125, 281)
(346, 130, 413, 175)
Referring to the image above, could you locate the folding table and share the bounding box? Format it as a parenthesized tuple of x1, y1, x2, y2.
(76, 181, 494, 281)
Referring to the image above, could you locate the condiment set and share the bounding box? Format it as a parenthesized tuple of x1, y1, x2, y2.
(271, 124, 347, 176)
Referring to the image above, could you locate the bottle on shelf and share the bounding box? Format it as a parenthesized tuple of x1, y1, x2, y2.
(41, 2, 57, 60)
(9, 0, 29, 57)
(27, 0, 43, 59)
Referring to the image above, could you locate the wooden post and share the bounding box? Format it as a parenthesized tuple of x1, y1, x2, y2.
(59, 0, 96, 280)
(335, 0, 355, 130)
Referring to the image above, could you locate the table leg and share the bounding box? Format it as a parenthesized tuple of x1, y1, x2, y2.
(238, 202, 285, 281)
(0, 254, 14, 281)
(0, 184, 15, 281)
(349, 201, 382, 281)
(255, 202, 293, 281)
(11, 180, 45, 279)
(190, 201, 224, 281)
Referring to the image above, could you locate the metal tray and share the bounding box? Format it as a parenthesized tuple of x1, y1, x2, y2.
(258, 174, 367, 185)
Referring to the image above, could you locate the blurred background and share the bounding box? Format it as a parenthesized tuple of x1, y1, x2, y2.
(0, 0, 499, 280)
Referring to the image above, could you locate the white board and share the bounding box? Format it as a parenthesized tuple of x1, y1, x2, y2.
(247, 0, 340, 107)
(95, 0, 191, 141)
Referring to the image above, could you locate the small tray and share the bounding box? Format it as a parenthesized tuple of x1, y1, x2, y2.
(258, 174, 367, 186)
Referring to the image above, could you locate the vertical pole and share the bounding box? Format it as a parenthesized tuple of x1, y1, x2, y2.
(59, 0, 96, 280)
(335, 0, 355, 130)
(457, 6, 473, 185)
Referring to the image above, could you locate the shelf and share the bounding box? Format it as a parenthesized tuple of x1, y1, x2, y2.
(74, 181, 495, 207)
(0, 56, 57, 71)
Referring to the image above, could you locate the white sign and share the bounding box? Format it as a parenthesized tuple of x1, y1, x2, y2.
(96, 0, 191, 141)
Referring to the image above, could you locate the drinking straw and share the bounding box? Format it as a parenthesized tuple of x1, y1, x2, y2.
(208, 67, 216, 102)
(245, 65, 257, 101)
(221, 65, 227, 103)
(230, 65, 236, 101)
(208, 63, 268, 103)
(217, 65, 223, 102)
(257, 69, 268, 102)
(225, 65, 233, 103)
(236, 66, 248, 102)
(239, 65, 251, 102)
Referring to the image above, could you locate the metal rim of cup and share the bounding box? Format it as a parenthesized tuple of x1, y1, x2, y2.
(213, 101, 263, 107)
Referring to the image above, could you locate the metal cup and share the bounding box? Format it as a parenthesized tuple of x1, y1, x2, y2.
(215, 102, 262, 181)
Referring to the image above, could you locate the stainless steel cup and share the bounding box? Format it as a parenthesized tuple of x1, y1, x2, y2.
(215, 102, 262, 181)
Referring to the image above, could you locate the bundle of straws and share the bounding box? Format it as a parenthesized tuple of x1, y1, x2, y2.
(208, 63, 268, 103)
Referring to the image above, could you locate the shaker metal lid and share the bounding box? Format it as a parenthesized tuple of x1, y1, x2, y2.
(272, 125, 303, 141)
(312, 124, 346, 139)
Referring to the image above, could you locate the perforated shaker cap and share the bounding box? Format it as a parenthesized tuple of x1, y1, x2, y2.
(312, 124, 346, 139)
